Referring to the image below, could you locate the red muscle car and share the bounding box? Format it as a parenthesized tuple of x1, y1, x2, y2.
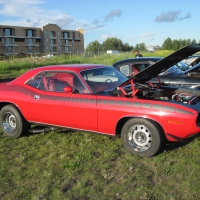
(1, 44, 200, 157)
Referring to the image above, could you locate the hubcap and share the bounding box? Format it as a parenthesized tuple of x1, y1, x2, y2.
(128, 124, 152, 152)
(2, 112, 17, 133)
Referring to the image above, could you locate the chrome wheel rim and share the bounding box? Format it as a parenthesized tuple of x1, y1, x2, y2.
(128, 124, 152, 152)
(2, 112, 17, 133)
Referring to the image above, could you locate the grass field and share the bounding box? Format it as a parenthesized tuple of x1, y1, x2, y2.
(0, 50, 200, 200)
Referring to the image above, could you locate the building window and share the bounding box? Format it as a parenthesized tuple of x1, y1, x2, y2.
(50, 31, 56, 38)
(57, 32, 60, 36)
(7, 46, 11, 53)
(46, 46, 48, 50)
(27, 30, 32, 37)
(5, 29, 10, 36)
(65, 47, 68, 52)
(72, 46, 75, 51)
(63, 32, 68, 38)
(46, 39, 48, 43)
(6, 38, 11, 45)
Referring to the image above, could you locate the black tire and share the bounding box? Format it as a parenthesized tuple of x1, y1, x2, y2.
(0, 105, 30, 138)
(121, 118, 164, 157)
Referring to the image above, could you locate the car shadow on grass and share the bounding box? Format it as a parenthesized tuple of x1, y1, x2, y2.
(162, 133, 200, 153)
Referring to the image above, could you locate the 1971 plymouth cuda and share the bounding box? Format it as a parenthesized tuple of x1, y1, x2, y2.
(1, 44, 200, 157)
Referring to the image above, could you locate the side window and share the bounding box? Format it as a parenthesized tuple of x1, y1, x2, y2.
(26, 72, 46, 90)
(119, 65, 129, 76)
(28, 71, 88, 93)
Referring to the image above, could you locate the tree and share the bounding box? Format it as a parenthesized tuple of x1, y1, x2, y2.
(101, 37, 124, 51)
(85, 40, 102, 53)
(134, 43, 146, 51)
(123, 43, 134, 51)
(172, 39, 180, 51)
(161, 37, 173, 50)
(191, 39, 197, 44)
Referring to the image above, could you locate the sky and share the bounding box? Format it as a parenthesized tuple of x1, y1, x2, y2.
(0, 0, 199, 48)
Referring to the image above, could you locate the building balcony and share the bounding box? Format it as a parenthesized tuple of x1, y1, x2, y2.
(24, 43, 40, 47)
(50, 44, 57, 46)
(25, 36, 41, 39)
(61, 37, 73, 40)
(0, 35, 41, 39)
(2, 44, 18, 47)
(74, 38, 80, 41)
(61, 44, 72, 47)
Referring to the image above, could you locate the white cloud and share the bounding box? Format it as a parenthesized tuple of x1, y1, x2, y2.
(141, 32, 155, 38)
(0, 0, 93, 30)
(104, 9, 122, 22)
(155, 10, 191, 22)
(100, 34, 109, 41)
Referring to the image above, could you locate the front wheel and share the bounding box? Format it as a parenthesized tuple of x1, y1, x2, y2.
(121, 118, 164, 157)
(0, 105, 30, 138)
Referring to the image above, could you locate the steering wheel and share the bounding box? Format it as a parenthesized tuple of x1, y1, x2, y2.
(104, 79, 112, 84)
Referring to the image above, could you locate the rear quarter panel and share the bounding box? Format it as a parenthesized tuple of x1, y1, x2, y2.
(97, 96, 197, 140)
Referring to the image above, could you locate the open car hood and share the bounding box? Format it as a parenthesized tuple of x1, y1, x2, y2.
(127, 44, 200, 84)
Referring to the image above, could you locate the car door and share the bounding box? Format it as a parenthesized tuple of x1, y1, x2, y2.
(28, 71, 98, 131)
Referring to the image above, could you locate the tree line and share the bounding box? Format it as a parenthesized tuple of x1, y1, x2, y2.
(85, 37, 200, 52)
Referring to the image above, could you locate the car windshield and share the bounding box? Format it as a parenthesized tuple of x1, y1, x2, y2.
(80, 67, 127, 92)
(176, 61, 189, 71)
(183, 56, 199, 65)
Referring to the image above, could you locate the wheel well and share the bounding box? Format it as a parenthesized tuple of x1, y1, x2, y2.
(0, 102, 26, 120)
(0, 102, 11, 111)
(116, 117, 166, 140)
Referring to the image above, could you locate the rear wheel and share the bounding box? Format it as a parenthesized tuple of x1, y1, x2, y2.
(0, 105, 30, 138)
(121, 118, 164, 157)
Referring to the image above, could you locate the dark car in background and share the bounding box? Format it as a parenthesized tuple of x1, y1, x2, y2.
(112, 57, 162, 77)
(112, 57, 189, 78)
(112, 55, 200, 89)
(182, 55, 200, 67)
(178, 62, 200, 77)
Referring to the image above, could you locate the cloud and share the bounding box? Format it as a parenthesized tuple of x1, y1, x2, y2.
(100, 34, 109, 41)
(90, 19, 105, 29)
(0, 0, 95, 30)
(179, 12, 191, 20)
(26, 18, 41, 27)
(141, 32, 155, 38)
(104, 9, 122, 22)
(56, 14, 74, 26)
(155, 10, 191, 22)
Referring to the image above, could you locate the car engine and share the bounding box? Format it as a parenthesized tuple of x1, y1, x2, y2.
(135, 85, 200, 105)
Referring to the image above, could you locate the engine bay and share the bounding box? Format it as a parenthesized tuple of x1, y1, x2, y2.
(115, 81, 200, 105)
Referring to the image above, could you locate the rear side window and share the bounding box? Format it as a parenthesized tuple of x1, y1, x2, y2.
(119, 65, 129, 76)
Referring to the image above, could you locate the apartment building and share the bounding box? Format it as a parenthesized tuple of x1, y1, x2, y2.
(0, 23, 84, 55)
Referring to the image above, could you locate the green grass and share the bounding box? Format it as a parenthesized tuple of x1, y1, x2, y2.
(0, 130, 200, 200)
(0, 50, 174, 78)
(1, 50, 200, 199)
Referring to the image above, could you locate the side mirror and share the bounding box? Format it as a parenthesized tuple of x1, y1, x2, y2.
(63, 86, 73, 93)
